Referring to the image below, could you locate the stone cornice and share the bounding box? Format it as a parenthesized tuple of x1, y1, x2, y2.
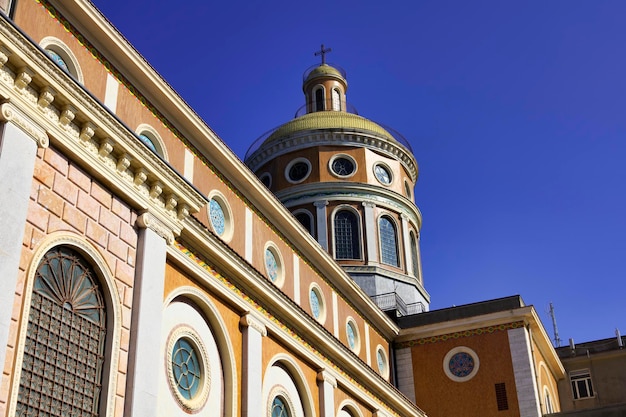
(246, 128, 418, 182)
(0, 17, 206, 236)
(277, 182, 422, 229)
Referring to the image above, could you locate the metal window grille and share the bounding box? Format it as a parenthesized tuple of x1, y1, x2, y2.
(495, 383, 509, 411)
(334, 211, 359, 259)
(379, 217, 399, 266)
(17, 247, 106, 417)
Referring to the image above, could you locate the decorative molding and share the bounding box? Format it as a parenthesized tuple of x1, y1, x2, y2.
(362, 201, 376, 209)
(240, 313, 267, 336)
(246, 130, 418, 182)
(14, 66, 33, 90)
(0, 101, 48, 147)
(316, 370, 337, 388)
(37, 86, 55, 108)
(136, 212, 175, 245)
(396, 321, 525, 348)
(313, 200, 329, 208)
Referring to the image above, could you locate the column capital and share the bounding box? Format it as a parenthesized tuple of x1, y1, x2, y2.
(0, 102, 48, 148)
(362, 201, 376, 209)
(314, 200, 329, 208)
(136, 212, 175, 245)
(316, 369, 337, 388)
(240, 312, 267, 336)
(400, 212, 410, 221)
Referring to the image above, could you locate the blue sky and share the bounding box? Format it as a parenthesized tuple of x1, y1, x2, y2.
(92, 0, 625, 344)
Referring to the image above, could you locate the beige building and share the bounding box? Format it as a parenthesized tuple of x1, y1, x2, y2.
(550, 334, 626, 417)
(0, 1, 569, 417)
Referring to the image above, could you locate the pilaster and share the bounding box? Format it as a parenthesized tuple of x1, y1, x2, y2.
(0, 107, 46, 377)
(362, 201, 377, 263)
(240, 313, 267, 417)
(125, 212, 171, 416)
(314, 200, 329, 251)
(317, 369, 337, 417)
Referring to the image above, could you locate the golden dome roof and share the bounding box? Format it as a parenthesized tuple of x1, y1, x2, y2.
(304, 64, 345, 83)
(264, 111, 396, 144)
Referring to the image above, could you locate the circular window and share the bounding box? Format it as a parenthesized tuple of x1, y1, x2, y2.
(172, 338, 201, 399)
(264, 244, 284, 285)
(207, 192, 233, 241)
(166, 327, 210, 410)
(329, 154, 356, 178)
(374, 163, 392, 185)
(285, 158, 311, 184)
(346, 319, 360, 353)
(443, 346, 480, 382)
(209, 199, 226, 235)
(376, 346, 389, 378)
(309, 284, 326, 323)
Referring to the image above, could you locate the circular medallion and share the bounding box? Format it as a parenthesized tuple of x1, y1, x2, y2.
(443, 346, 480, 382)
(209, 199, 225, 236)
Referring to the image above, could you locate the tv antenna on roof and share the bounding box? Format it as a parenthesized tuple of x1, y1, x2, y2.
(549, 302, 562, 347)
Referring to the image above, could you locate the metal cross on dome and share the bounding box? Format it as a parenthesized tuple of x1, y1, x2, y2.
(315, 44, 332, 65)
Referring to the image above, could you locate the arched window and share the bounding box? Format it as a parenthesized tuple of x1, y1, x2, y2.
(314, 87, 325, 112)
(410, 231, 419, 278)
(334, 210, 360, 259)
(332, 88, 341, 111)
(379, 216, 399, 267)
(294, 210, 314, 237)
(271, 396, 291, 417)
(136, 124, 167, 159)
(17, 246, 106, 417)
(40, 37, 83, 83)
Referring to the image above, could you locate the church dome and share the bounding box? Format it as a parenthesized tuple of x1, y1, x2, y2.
(263, 111, 396, 146)
(303, 63, 347, 89)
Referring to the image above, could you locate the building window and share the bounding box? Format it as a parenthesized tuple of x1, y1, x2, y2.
(314, 87, 325, 112)
(346, 318, 360, 353)
(259, 172, 272, 189)
(172, 337, 202, 400)
(209, 198, 226, 235)
(374, 163, 392, 185)
(544, 388, 554, 413)
(40, 37, 83, 83)
(264, 244, 284, 286)
(17, 246, 106, 417)
(570, 369, 594, 400)
(443, 346, 480, 382)
(271, 396, 291, 417)
(379, 216, 399, 267)
(376, 346, 389, 378)
(294, 210, 314, 236)
(495, 383, 509, 411)
(329, 154, 356, 178)
(139, 133, 158, 153)
(46, 49, 69, 73)
(334, 210, 360, 260)
(332, 88, 341, 110)
(308, 284, 326, 323)
(285, 158, 311, 184)
(165, 325, 211, 411)
(410, 231, 419, 278)
(404, 180, 412, 199)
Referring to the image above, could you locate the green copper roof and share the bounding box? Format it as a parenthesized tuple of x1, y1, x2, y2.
(264, 111, 396, 144)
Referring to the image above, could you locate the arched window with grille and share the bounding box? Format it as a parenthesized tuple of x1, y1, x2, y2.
(334, 210, 360, 260)
(17, 246, 107, 417)
(379, 216, 399, 267)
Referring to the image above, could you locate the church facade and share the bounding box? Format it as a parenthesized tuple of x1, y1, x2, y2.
(0, 1, 565, 417)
